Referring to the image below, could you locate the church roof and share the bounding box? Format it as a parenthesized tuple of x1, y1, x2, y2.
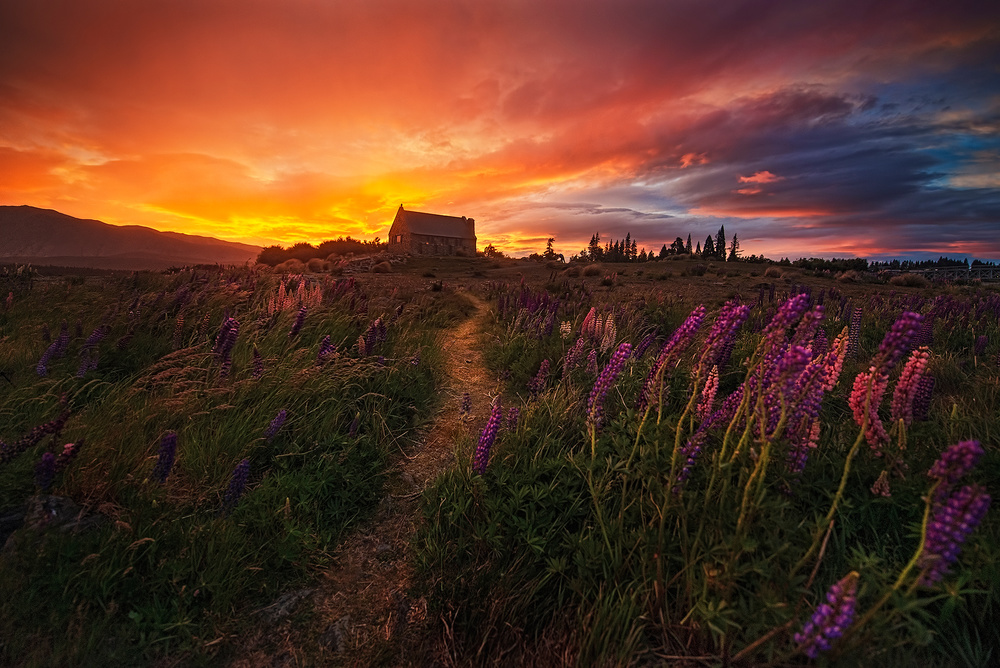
(396, 207, 475, 239)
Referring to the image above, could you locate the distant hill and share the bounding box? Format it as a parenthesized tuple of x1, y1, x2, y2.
(0, 205, 261, 270)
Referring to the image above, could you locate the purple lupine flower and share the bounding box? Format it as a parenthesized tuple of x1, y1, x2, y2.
(83, 325, 109, 348)
(265, 409, 287, 442)
(587, 342, 632, 430)
(36, 340, 59, 376)
(506, 406, 520, 430)
(873, 311, 923, 374)
(794, 572, 859, 659)
(912, 375, 934, 421)
(217, 318, 240, 377)
(636, 305, 706, 411)
(890, 347, 930, 426)
(460, 392, 472, 417)
(53, 322, 70, 358)
(222, 459, 250, 514)
(289, 305, 307, 337)
(348, 413, 360, 437)
(700, 300, 751, 370)
(0, 410, 71, 467)
(317, 335, 335, 362)
(585, 349, 598, 375)
(35, 452, 57, 491)
(847, 306, 863, 357)
(674, 386, 744, 490)
(928, 440, 984, 499)
(473, 399, 503, 475)
(252, 345, 264, 379)
(634, 332, 656, 360)
(173, 314, 185, 349)
(151, 432, 177, 483)
(813, 328, 829, 357)
(974, 335, 987, 357)
(528, 359, 550, 399)
(917, 484, 991, 585)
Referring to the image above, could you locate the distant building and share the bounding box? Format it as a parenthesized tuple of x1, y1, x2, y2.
(386, 205, 476, 256)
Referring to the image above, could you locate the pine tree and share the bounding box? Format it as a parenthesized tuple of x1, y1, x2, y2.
(704, 235, 715, 257)
(695, 241, 702, 255)
(716, 226, 726, 260)
(631, 239, 638, 260)
(659, 244, 668, 259)
(685, 233, 692, 254)
(588, 233, 601, 261)
(728, 233, 740, 261)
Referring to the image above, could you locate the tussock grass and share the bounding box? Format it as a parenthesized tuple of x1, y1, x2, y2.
(0, 266, 444, 664)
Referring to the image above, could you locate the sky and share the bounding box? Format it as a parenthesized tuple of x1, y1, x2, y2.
(1, 0, 999, 260)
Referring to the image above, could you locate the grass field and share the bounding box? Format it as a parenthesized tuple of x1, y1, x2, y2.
(1, 257, 997, 666)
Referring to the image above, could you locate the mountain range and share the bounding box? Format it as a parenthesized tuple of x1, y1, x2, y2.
(0, 206, 261, 270)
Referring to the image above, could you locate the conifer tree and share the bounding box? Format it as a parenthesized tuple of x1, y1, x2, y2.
(685, 233, 692, 254)
(716, 226, 726, 260)
(728, 233, 740, 261)
(704, 235, 715, 257)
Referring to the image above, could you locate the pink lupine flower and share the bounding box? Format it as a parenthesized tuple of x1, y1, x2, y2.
(890, 346, 930, 426)
(849, 368, 890, 450)
(696, 366, 719, 420)
(820, 328, 848, 392)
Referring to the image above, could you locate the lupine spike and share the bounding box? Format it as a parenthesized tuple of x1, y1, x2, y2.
(587, 342, 632, 430)
(794, 572, 859, 659)
(473, 399, 503, 475)
(222, 459, 250, 514)
(265, 409, 287, 442)
(151, 432, 177, 483)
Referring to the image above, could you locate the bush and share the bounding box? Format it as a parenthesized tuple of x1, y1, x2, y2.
(690, 263, 707, 276)
(306, 258, 324, 273)
(275, 259, 305, 273)
(372, 261, 392, 274)
(764, 266, 783, 278)
(583, 265, 602, 277)
(889, 273, 930, 288)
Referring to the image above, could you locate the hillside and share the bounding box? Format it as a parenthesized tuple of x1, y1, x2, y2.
(0, 206, 260, 269)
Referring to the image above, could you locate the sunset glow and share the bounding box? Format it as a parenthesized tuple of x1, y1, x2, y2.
(1, 1, 998, 260)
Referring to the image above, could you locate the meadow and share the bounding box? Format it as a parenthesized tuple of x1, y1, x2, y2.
(0, 257, 997, 666)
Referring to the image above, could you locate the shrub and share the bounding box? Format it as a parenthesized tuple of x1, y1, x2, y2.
(889, 273, 930, 288)
(764, 266, 783, 278)
(371, 261, 392, 274)
(275, 258, 305, 273)
(306, 258, 324, 273)
(583, 265, 602, 277)
(690, 263, 707, 276)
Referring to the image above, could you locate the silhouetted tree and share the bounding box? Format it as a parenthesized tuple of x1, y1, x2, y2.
(659, 244, 668, 260)
(715, 226, 726, 260)
(704, 235, 715, 257)
(728, 233, 740, 261)
(685, 234, 693, 254)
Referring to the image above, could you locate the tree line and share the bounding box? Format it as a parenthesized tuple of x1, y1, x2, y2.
(570, 226, 756, 263)
(257, 237, 386, 266)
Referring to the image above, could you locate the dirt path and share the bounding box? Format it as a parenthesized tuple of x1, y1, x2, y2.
(232, 290, 496, 667)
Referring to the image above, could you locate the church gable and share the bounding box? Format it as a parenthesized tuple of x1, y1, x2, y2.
(387, 205, 477, 256)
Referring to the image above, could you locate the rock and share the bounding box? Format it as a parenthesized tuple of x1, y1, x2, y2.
(259, 588, 314, 623)
(319, 615, 351, 653)
(4, 495, 108, 551)
(0, 505, 27, 547)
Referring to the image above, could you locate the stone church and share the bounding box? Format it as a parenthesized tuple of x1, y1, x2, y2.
(385, 205, 476, 256)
